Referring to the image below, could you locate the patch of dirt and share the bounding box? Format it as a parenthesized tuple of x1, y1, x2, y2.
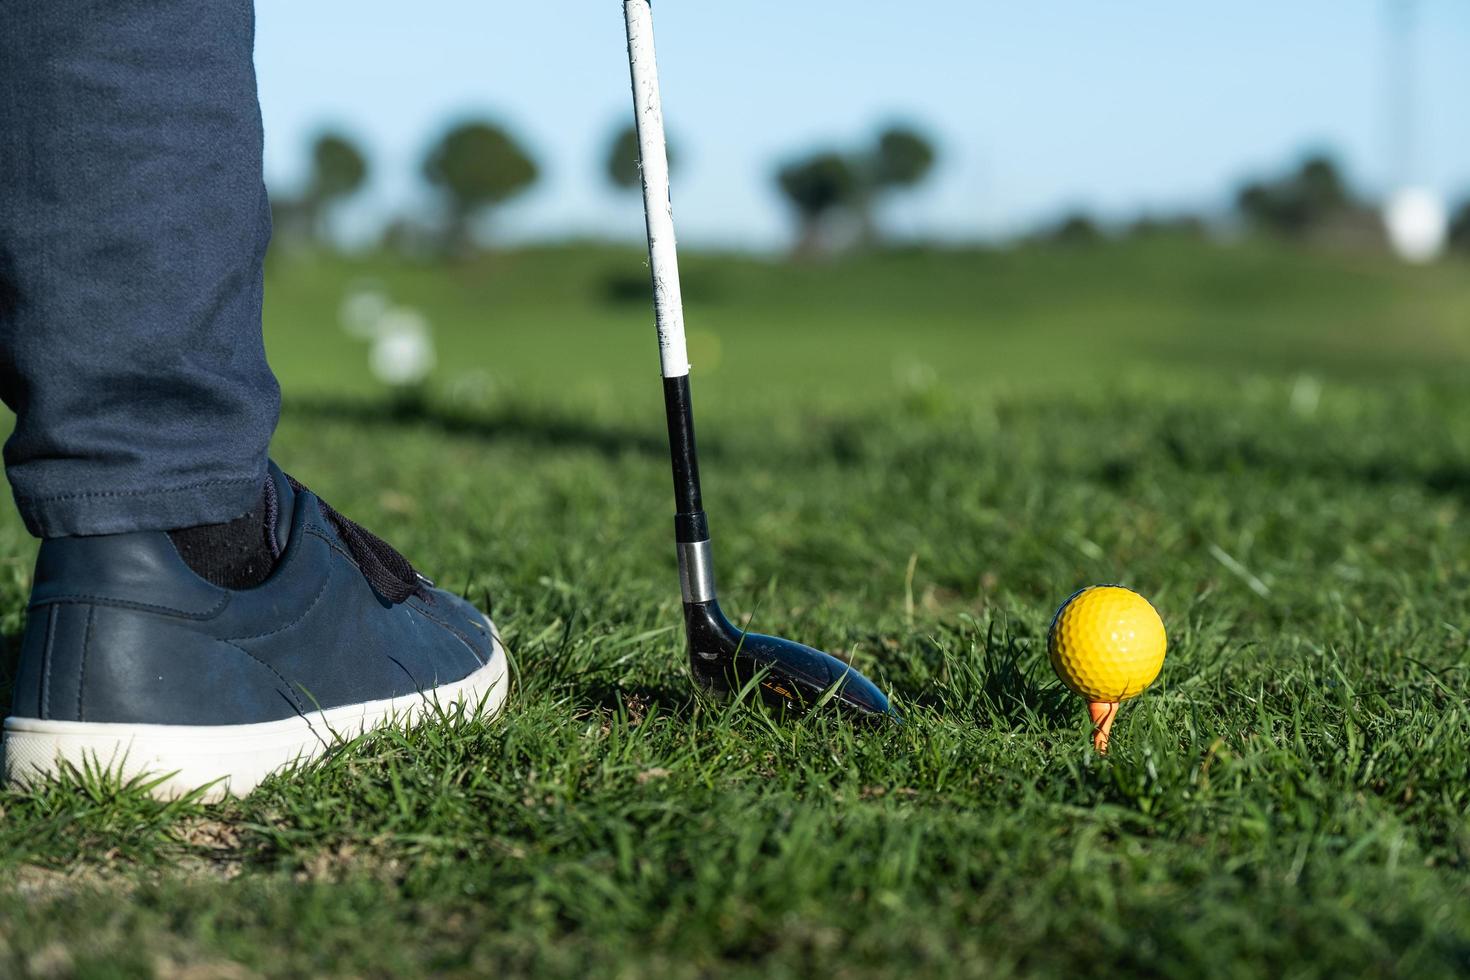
(153, 957, 261, 980)
(175, 819, 243, 853)
(623, 693, 651, 727)
(7, 864, 134, 903)
(293, 842, 406, 886)
(171, 818, 247, 881)
(3, 817, 251, 904)
(24, 942, 73, 979)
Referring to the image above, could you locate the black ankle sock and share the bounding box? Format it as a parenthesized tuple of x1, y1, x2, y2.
(168, 480, 281, 589)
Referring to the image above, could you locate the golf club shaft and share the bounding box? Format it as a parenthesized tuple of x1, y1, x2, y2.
(624, 0, 716, 603)
(621, 3, 895, 720)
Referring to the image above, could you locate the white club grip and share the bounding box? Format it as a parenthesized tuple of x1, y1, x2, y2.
(623, 0, 690, 379)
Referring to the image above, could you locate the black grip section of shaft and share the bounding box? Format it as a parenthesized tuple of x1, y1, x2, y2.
(675, 510, 709, 543)
(662, 375, 703, 516)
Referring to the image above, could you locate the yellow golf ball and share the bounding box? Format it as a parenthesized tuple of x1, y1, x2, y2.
(1047, 586, 1166, 702)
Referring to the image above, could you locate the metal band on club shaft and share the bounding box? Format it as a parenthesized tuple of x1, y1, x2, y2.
(677, 539, 716, 604)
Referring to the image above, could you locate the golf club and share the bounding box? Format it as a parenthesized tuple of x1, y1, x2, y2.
(622, 0, 896, 720)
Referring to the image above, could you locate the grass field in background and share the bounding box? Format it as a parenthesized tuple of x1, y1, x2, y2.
(1, 240, 1469, 977)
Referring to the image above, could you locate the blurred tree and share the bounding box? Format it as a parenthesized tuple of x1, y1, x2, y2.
(1236, 154, 1355, 239)
(304, 132, 368, 235)
(1448, 200, 1470, 254)
(773, 123, 939, 255)
(266, 130, 369, 254)
(873, 126, 937, 190)
(1297, 156, 1350, 211)
(605, 123, 676, 192)
(856, 124, 938, 246)
(423, 119, 538, 253)
(775, 151, 859, 257)
(1045, 212, 1104, 246)
(1126, 213, 1206, 240)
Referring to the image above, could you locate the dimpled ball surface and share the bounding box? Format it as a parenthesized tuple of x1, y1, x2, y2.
(1048, 586, 1166, 702)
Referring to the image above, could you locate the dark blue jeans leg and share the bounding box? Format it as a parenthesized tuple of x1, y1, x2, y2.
(0, 0, 279, 538)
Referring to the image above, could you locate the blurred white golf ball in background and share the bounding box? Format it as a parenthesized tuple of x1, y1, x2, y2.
(1383, 187, 1448, 264)
(369, 307, 436, 386)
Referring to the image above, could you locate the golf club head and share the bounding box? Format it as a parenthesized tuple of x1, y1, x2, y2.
(683, 600, 896, 720)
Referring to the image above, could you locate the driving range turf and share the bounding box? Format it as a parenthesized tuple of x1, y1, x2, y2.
(1, 239, 1468, 976)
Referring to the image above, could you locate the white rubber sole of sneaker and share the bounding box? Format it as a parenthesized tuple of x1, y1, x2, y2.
(2, 629, 509, 803)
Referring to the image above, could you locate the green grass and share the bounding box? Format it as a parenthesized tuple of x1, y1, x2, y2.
(2, 239, 1469, 977)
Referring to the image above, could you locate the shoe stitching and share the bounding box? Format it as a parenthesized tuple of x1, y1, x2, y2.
(310, 522, 488, 668)
(221, 639, 310, 716)
(215, 554, 331, 643)
(309, 523, 487, 672)
(30, 592, 231, 621)
(302, 524, 355, 567)
(303, 522, 338, 545)
(40, 605, 56, 720)
(407, 598, 491, 667)
(77, 605, 94, 722)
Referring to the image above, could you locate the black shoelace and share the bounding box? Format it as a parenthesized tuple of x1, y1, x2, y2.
(278, 474, 430, 604)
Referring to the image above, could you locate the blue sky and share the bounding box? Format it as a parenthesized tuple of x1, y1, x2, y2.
(255, 1, 1470, 248)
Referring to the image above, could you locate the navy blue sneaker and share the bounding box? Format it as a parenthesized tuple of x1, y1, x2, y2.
(2, 463, 507, 800)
